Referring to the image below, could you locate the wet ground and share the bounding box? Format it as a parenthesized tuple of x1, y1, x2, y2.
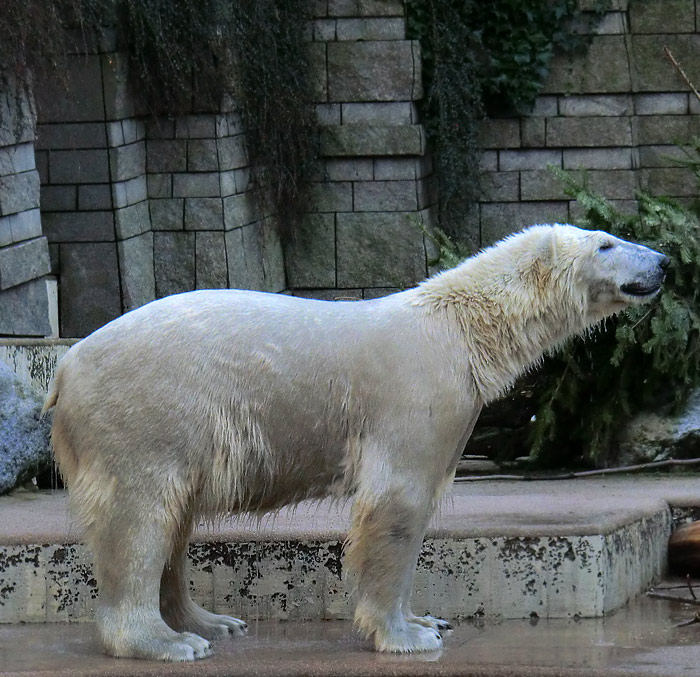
(3, 594, 700, 677)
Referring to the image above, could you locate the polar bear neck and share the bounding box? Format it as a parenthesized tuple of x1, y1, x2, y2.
(412, 231, 590, 403)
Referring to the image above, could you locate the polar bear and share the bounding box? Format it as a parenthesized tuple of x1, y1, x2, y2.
(44, 224, 668, 661)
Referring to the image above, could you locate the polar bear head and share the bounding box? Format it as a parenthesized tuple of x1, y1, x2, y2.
(546, 224, 669, 324)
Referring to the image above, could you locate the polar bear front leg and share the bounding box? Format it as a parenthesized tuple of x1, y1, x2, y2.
(346, 489, 442, 653)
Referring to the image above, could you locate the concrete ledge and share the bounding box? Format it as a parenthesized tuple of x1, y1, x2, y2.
(2, 478, 697, 624)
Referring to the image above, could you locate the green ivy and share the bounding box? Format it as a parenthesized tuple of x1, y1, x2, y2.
(406, 0, 603, 239)
(529, 162, 700, 466)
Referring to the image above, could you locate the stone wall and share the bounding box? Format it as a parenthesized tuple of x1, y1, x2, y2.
(476, 0, 700, 247)
(24, 0, 431, 337)
(1, 0, 698, 338)
(0, 89, 56, 337)
(287, 0, 434, 301)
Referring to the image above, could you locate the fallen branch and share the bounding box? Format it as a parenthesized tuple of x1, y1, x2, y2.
(647, 591, 700, 606)
(664, 46, 700, 105)
(454, 457, 700, 482)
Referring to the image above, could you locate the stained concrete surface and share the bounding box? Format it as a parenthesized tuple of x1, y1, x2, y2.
(3, 596, 700, 677)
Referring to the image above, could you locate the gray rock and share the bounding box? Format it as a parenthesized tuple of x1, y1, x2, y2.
(0, 361, 51, 495)
(617, 390, 700, 465)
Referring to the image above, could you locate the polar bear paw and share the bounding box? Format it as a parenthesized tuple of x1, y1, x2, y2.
(408, 613, 453, 633)
(374, 622, 443, 653)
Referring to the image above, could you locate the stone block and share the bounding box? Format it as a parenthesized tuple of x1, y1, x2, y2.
(41, 185, 76, 212)
(634, 94, 688, 115)
(631, 34, 700, 92)
(633, 115, 700, 145)
(49, 244, 59, 274)
(234, 168, 250, 193)
(563, 148, 634, 170)
(42, 211, 115, 243)
(184, 198, 224, 230)
(120, 119, 146, 145)
(341, 102, 415, 125)
(59, 242, 121, 337)
(0, 171, 40, 216)
(101, 53, 135, 121)
(480, 151, 498, 172)
(594, 11, 628, 34)
(313, 18, 336, 41)
(147, 140, 187, 173)
(480, 202, 569, 246)
(115, 201, 150, 239)
(519, 170, 569, 202)
(106, 120, 124, 147)
(175, 115, 216, 139)
(195, 231, 228, 289)
(118, 232, 155, 312)
(543, 36, 631, 94)
(499, 150, 562, 171)
(530, 96, 558, 117)
(188, 139, 219, 172)
(35, 151, 48, 184)
(320, 125, 425, 157)
(0, 143, 35, 176)
(154, 231, 195, 298)
(309, 41, 328, 102)
(217, 136, 248, 171)
(146, 118, 176, 140)
(359, 0, 404, 15)
(150, 198, 184, 231)
(638, 145, 687, 168)
(0, 237, 51, 290)
(220, 171, 236, 197)
(0, 277, 55, 337)
(639, 167, 698, 196)
(546, 117, 632, 147)
(78, 184, 112, 211)
(112, 176, 148, 209)
(225, 221, 285, 292)
(224, 193, 257, 229)
(215, 112, 243, 139)
(328, 0, 359, 17)
(49, 149, 110, 184)
(372, 158, 418, 180)
(323, 159, 373, 181)
(558, 94, 632, 116)
(308, 182, 353, 212)
(109, 142, 145, 181)
(313, 0, 328, 17)
(35, 123, 107, 150)
(479, 119, 521, 149)
(336, 212, 426, 287)
(315, 104, 341, 125)
(147, 174, 172, 198)
(0, 209, 41, 246)
(353, 180, 417, 211)
(173, 173, 221, 198)
(284, 213, 336, 288)
(0, 86, 34, 147)
(34, 55, 104, 123)
(481, 172, 520, 202)
(521, 119, 545, 148)
(335, 17, 405, 41)
(327, 41, 422, 102)
(629, 0, 694, 33)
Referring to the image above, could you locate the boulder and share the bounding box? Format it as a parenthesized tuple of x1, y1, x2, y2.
(0, 360, 52, 494)
(617, 389, 700, 465)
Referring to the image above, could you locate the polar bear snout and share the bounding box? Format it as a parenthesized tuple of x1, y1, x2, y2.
(618, 246, 669, 301)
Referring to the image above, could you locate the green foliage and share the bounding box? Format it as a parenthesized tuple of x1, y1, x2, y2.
(529, 163, 700, 466)
(406, 0, 603, 239)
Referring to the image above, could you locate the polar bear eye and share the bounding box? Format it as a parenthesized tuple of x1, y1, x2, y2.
(599, 241, 614, 251)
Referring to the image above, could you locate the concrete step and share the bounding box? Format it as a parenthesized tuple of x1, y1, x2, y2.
(2, 477, 700, 626)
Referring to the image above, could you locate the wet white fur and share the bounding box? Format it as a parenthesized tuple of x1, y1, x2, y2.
(44, 224, 662, 660)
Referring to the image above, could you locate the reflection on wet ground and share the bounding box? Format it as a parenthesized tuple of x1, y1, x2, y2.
(3, 594, 700, 676)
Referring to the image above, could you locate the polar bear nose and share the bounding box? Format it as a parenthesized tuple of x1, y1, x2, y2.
(658, 254, 670, 271)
